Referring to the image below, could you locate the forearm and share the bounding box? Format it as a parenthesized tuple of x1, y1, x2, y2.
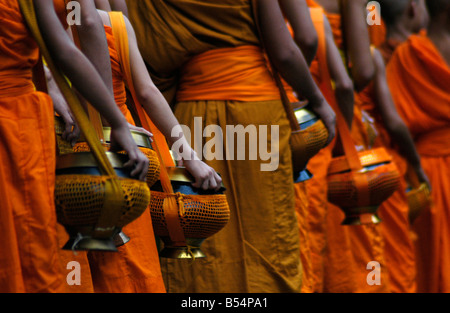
(75, 0, 114, 95)
(35, 2, 126, 128)
(334, 84, 354, 128)
(278, 0, 318, 65)
(94, 0, 112, 11)
(109, 0, 129, 17)
(342, 0, 375, 91)
(139, 87, 190, 148)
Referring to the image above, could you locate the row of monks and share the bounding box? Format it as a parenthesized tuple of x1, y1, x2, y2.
(0, 0, 449, 293)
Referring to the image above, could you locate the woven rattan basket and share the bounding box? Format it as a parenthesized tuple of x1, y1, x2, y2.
(150, 167, 230, 259)
(55, 152, 151, 251)
(327, 147, 401, 225)
(291, 102, 329, 173)
(55, 116, 161, 188)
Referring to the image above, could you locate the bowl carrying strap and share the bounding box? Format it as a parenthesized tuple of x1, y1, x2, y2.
(109, 11, 187, 247)
(19, 0, 126, 239)
(310, 6, 372, 207)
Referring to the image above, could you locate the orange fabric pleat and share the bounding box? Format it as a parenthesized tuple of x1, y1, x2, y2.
(104, 25, 134, 125)
(176, 45, 281, 102)
(0, 1, 65, 293)
(294, 182, 313, 293)
(56, 18, 166, 293)
(387, 34, 450, 293)
(357, 61, 417, 293)
(84, 20, 166, 293)
(309, 7, 390, 293)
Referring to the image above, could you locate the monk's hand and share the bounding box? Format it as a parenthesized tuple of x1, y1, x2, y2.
(181, 149, 222, 192)
(109, 123, 149, 181)
(309, 98, 336, 146)
(53, 99, 81, 147)
(127, 123, 154, 143)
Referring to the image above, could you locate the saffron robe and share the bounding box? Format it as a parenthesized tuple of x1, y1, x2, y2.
(387, 34, 450, 293)
(127, 0, 302, 293)
(0, 0, 66, 293)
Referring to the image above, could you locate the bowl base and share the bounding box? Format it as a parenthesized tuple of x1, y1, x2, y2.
(159, 246, 206, 259)
(342, 213, 382, 226)
(113, 231, 130, 247)
(62, 235, 118, 252)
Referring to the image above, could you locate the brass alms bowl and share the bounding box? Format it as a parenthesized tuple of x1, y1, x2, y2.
(55, 152, 151, 252)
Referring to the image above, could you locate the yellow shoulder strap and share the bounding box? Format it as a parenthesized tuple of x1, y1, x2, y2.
(19, 0, 125, 239)
(108, 11, 186, 247)
(310, 8, 363, 172)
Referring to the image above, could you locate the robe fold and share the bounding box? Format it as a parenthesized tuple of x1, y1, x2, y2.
(307, 5, 389, 293)
(58, 23, 166, 293)
(387, 34, 450, 293)
(358, 68, 417, 293)
(127, 0, 302, 293)
(0, 0, 66, 293)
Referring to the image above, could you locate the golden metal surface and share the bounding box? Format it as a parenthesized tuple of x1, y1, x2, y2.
(56, 152, 129, 170)
(103, 127, 152, 148)
(294, 107, 317, 125)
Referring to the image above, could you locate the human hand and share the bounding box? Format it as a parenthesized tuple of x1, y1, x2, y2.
(309, 98, 336, 146)
(109, 123, 149, 181)
(179, 150, 223, 192)
(127, 123, 154, 142)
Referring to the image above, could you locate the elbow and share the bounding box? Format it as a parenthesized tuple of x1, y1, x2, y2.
(335, 77, 355, 96)
(136, 84, 160, 107)
(78, 10, 102, 32)
(352, 67, 375, 92)
(294, 35, 318, 62)
(269, 45, 298, 73)
(385, 118, 407, 138)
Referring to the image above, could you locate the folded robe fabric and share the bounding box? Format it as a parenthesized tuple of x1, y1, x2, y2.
(387, 34, 450, 293)
(127, 0, 302, 293)
(308, 6, 390, 293)
(0, 0, 66, 292)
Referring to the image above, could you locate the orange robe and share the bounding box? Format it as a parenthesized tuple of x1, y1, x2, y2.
(168, 45, 302, 293)
(387, 34, 450, 293)
(0, 0, 65, 292)
(86, 25, 165, 293)
(377, 39, 403, 65)
(57, 25, 166, 293)
(316, 9, 390, 293)
(358, 81, 417, 293)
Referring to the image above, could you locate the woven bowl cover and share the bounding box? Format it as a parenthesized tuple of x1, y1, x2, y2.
(291, 119, 329, 173)
(327, 161, 401, 210)
(55, 174, 150, 228)
(150, 191, 230, 240)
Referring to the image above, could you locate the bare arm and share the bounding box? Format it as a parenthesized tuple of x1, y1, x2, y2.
(324, 15, 354, 128)
(109, 0, 129, 17)
(341, 0, 375, 91)
(278, 0, 318, 65)
(74, 0, 114, 96)
(372, 48, 429, 185)
(94, 0, 112, 11)
(123, 16, 222, 190)
(35, 0, 148, 181)
(258, 0, 336, 144)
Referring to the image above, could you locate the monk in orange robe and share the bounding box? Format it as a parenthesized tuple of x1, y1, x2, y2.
(0, 0, 148, 293)
(376, 0, 429, 64)
(51, 5, 223, 292)
(309, 0, 396, 293)
(386, 0, 450, 293)
(281, 0, 320, 294)
(127, 0, 336, 293)
(357, 0, 430, 293)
